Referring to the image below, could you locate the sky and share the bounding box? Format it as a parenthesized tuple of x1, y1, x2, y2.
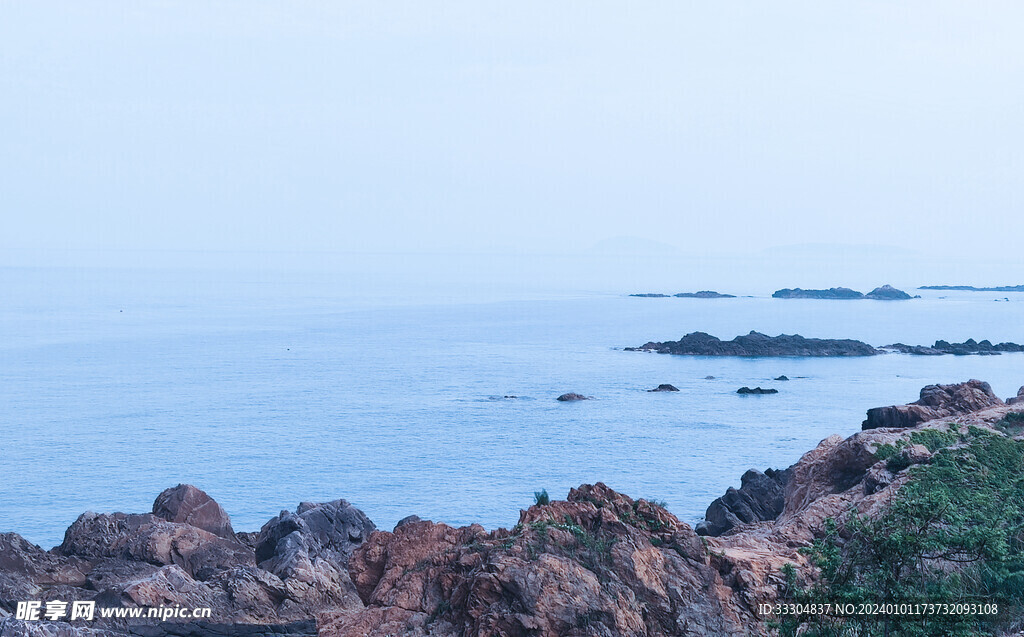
(2, 1, 1023, 274)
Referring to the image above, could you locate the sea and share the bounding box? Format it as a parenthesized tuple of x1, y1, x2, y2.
(3, 262, 1023, 548)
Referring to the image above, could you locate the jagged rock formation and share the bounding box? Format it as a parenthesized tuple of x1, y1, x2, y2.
(862, 379, 1004, 429)
(695, 469, 790, 536)
(628, 331, 879, 357)
(323, 483, 751, 637)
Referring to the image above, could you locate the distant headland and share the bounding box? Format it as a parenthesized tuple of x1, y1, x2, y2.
(919, 284, 1024, 292)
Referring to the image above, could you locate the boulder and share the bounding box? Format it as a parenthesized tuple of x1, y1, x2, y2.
(555, 392, 590, 401)
(862, 380, 1004, 429)
(737, 387, 778, 394)
(152, 484, 235, 539)
(647, 384, 679, 392)
(774, 375, 789, 381)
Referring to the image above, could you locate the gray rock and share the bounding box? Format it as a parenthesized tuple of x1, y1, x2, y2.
(647, 384, 679, 392)
(556, 393, 590, 401)
(696, 469, 790, 536)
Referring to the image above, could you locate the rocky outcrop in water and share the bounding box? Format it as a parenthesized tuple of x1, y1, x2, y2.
(862, 379, 1004, 430)
(556, 392, 590, 401)
(771, 285, 915, 300)
(647, 384, 679, 392)
(628, 331, 879, 357)
(736, 387, 778, 394)
(674, 291, 735, 298)
(884, 339, 1024, 356)
(628, 293, 670, 298)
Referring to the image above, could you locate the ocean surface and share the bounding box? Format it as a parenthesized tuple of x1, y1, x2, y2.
(3, 266, 1024, 548)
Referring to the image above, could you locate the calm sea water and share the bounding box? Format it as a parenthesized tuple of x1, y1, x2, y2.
(2, 266, 1023, 548)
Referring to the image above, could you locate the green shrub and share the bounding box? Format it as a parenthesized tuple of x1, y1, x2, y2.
(777, 429, 1024, 636)
(534, 489, 550, 506)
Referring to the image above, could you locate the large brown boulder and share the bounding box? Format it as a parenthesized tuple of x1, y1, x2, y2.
(152, 485, 235, 539)
(862, 379, 1003, 429)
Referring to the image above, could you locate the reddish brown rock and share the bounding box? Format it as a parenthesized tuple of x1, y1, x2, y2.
(152, 484, 235, 539)
(329, 483, 748, 637)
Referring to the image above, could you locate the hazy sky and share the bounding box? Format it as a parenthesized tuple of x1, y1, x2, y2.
(2, 1, 1023, 263)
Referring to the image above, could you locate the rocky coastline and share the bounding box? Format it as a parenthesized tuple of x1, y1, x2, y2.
(4, 381, 1024, 636)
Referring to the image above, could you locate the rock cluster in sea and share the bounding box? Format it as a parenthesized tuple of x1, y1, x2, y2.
(627, 331, 880, 357)
(883, 338, 1024, 356)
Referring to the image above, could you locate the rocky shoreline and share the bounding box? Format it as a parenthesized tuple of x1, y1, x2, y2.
(3, 381, 1024, 636)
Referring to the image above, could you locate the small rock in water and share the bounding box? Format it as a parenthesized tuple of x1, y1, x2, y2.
(704, 375, 716, 380)
(775, 375, 789, 381)
(557, 392, 591, 401)
(737, 387, 779, 394)
(648, 384, 680, 392)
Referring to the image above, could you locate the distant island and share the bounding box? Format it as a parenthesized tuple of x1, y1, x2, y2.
(674, 290, 735, 298)
(629, 290, 735, 298)
(772, 284, 915, 300)
(919, 284, 1024, 292)
(883, 339, 1024, 355)
(628, 331, 1024, 357)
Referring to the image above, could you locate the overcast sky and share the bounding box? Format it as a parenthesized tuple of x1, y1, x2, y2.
(2, 1, 1023, 265)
